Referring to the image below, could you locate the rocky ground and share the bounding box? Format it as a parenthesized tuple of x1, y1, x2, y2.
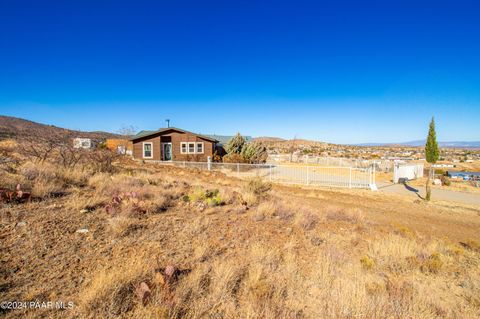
(1, 160, 479, 318)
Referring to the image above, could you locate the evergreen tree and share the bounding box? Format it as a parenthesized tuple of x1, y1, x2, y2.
(241, 141, 268, 163)
(424, 117, 439, 201)
(222, 134, 268, 163)
(225, 133, 245, 154)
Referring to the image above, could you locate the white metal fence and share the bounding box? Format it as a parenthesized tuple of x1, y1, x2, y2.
(268, 154, 393, 172)
(151, 161, 375, 189)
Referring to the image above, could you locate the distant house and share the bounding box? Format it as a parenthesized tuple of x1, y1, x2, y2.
(73, 138, 94, 149)
(130, 127, 219, 161)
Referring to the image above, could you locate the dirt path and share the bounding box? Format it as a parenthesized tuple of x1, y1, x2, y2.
(378, 182, 480, 206)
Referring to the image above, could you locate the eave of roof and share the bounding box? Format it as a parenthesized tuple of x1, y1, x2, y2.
(130, 127, 219, 142)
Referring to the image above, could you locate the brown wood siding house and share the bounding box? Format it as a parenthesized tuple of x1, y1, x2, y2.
(130, 127, 218, 162)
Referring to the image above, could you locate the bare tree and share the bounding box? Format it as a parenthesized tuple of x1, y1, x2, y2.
(58, 144, 84, 168)
(117, 125, 137, 137)
(88, 149, 119, 173)
(19, 136, 60, 163)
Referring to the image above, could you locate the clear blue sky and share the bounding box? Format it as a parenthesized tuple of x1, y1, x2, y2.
(1, 0, 479, 144)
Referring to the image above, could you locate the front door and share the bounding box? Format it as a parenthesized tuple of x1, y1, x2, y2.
(163, 143, 172, 161)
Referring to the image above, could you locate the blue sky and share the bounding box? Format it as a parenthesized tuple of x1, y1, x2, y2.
(0, 0, 479, 144)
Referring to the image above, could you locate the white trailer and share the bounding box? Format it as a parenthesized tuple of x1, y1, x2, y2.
(393, 163, 424, 183)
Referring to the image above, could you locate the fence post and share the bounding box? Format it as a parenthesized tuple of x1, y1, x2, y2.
(370, 166, 373, 186)
(373, 163, 376, 186)
(207, 156, 211, 171)
(349, 167, 352, 188)
(237, 163, 240, 177)
(269, 164, 272, 182)
(306, 166, 310, 185)
(393, 163, 397, 184)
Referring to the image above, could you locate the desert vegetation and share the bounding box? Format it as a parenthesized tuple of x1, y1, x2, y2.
(1, 139, 480, 318)
(223, 133, 268, 164)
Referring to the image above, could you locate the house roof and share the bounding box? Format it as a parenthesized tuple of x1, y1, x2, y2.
(204, 134, 253, 145)
(130, 127, 219, 142)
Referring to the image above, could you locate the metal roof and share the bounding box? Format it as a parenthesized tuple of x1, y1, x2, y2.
(203, 134, 253, 145)
(130, 127, 219, 142)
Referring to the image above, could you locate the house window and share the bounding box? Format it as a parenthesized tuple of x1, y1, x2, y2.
(180, 141, 205, 154)
(143, 142, 153, 158)
(181, 142, 187, 154)
(188, 142, 195, 154)
(196, 142, 204, 154)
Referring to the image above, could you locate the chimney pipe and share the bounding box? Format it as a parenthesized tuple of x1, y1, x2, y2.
(166, 119, 170, 128)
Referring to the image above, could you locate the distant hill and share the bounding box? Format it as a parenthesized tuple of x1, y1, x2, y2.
(0, 115, 121, 141)
(253, 136, 286, 142)
(355, 140, 480, 148)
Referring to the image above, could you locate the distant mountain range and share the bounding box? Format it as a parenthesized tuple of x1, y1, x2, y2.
(354, 140, 480, 148)
(1, 116, 478, 149)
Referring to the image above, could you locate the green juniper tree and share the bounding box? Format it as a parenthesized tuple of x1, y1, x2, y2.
(225, 133, 246, 154)
(424, 117, 439, 201)
(241, 141, 268, 163)
(223, 133, 268, 163)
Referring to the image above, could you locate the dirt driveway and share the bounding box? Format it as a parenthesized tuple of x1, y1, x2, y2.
(378, 182, 480, 206)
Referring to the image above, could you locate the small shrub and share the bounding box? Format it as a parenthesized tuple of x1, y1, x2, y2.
(188, 187, 223, 206)
(360, 255, 375, 270)
(188, 186, 206, 202)
(325, 207, 365, 225)
(241, 192, 258, 206)
(205, 189, 219, 198)
(245, 177, 272, 196)
(276, 209, 294, 220)
(421, 252, 443, 274)
(440, 175, 451, 186)
(256, 201, 278, 218)
(206, 196, 222, 207)
(297, 211, 319, 230)
(325, 206, 353, 223)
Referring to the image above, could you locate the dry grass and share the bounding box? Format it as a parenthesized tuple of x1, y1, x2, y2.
(1, 159, 480, 318)
(78, 255, 156, 318)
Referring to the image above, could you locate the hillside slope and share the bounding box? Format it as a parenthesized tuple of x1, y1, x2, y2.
(1, 159, 479, 318)
(0, 115, 120, 141)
